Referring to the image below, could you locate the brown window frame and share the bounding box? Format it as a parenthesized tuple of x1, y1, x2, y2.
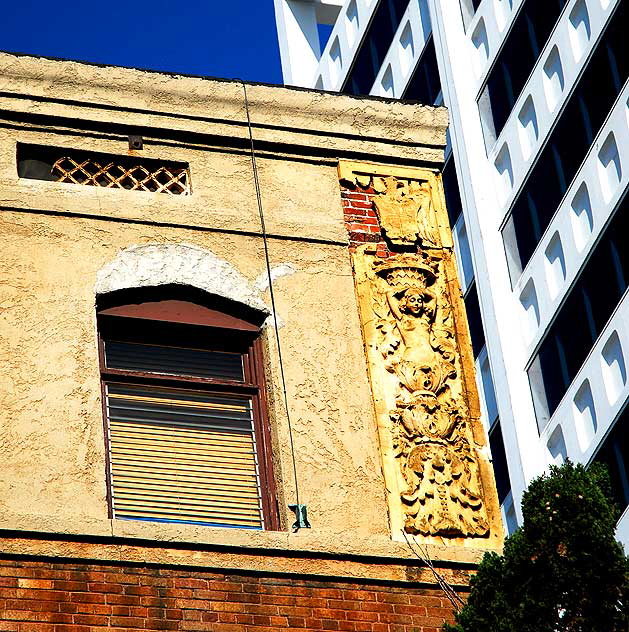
(96, 296, 279, 531)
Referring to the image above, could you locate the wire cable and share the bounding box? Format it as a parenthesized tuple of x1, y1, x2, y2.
(402, 530, 465, 612)
(242, 82, 302, 523)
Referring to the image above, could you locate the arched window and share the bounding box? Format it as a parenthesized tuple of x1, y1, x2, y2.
(96, 287, 278, 530)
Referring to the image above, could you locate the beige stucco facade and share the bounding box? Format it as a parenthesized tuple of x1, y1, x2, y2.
(0, 52, 499, 586)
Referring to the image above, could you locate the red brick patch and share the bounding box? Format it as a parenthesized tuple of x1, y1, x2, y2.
(341, 185, 391, 254)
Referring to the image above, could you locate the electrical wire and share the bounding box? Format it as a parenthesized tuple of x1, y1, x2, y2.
(242, 82, 302, 524)
(402, 529, 466, 612)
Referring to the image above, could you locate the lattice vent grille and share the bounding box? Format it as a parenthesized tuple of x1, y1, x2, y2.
(52, 156, 190, 195)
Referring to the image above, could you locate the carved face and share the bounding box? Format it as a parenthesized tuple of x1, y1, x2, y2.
(400, 289, 426, 315)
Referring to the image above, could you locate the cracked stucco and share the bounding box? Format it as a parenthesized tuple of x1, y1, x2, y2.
(0, 54, 498, 569)
(95, 242, 270, 314)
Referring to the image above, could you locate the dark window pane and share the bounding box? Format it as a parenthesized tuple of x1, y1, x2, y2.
(580, 243, 623, 335)
(592, 404, 629, 513)
(442, 157, 463, 226)
(105, 340, 245, 381)
(552, 99, 589, 185)
(509, 193, 539, 268)
(579, 42, 619, 135)
(607, 3, 629, 88)
(345, 44, 377, 95)
(480, 354, 499, 425)
(537, 334, 567, 415)
(526, 0, 567, 52)
(317, 24, 333, 52)
(489, 421, 511, 504)
(524, 150, 564, 236)
(557, 291, 593, 380)
(402, 38, 441, 104)
(611, 207, 629, 293)
(464, 282, 485, 358)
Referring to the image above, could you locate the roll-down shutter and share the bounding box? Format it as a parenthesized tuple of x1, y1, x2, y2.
(106, 383, 264, 529)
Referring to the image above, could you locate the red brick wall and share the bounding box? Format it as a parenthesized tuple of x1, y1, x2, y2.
(341, 185, 390, 258)
(0, 557, 457, 632)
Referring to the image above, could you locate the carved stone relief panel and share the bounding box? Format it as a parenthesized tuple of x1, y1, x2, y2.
(339, 161, 452, 250)
(372, 177, 439, 247)
(340, 161, 502, 546)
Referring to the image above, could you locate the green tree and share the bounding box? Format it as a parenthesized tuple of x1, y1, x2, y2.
(445, 461, 629, 632)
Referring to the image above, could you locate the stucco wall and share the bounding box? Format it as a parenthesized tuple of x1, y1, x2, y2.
(0, 207, 389, 534)
(0, 53, 494, 572)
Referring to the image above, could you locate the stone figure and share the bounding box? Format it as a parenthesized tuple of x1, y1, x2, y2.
(373, 255, 489, 537)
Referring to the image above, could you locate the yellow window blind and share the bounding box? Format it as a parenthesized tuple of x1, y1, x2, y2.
(106, 383, 264, 529)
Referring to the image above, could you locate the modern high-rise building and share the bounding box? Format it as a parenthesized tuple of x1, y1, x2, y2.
(274, 0, 629, 541)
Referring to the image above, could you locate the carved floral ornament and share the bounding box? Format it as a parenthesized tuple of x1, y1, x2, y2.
(340, 160, 500, 542)
(370, 253, 488, 537)
(339, 163, 443, 248)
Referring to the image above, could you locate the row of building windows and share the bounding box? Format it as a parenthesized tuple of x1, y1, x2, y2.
(342, 0, 411, 95)
(505, 2, 627, 275)
(481, 0, 568, 143)
(530, 187, 629, 423)
(476, 1, 629, 525)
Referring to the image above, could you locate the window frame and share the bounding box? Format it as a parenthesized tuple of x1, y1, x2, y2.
(96, 298, 280, 531)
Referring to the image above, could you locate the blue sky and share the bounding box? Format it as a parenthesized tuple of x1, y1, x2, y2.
(2, 0, 284, 84)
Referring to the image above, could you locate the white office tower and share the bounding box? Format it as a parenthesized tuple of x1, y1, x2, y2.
(273, 0, 629, 540)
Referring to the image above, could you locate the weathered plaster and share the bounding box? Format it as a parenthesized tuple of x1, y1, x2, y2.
(0, 54, 499, 575)
(0, 52, 448, 164)
(0, 212, 388, 538)
(95, 242, 270, 314)
(0, 530, 479, 587)
(253, 263, 297, 292)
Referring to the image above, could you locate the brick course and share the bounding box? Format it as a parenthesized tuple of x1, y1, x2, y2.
(341, 186, 390, 258)
(0, 558, 457, 631)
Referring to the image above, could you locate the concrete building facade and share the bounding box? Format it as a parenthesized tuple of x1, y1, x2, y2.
(0, 52, 502, 630)
(273, 0, 629, 540)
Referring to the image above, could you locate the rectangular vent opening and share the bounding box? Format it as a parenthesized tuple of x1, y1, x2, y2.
(17, 144, 190, 195)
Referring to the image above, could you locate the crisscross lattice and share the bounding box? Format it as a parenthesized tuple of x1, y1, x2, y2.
(52, 156, 190, 195)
